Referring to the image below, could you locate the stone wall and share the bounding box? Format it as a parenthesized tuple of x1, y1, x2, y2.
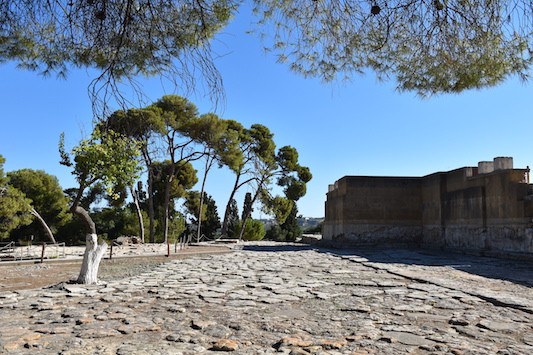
(323, 157, 533, 256)
(323, 176, 423, 246)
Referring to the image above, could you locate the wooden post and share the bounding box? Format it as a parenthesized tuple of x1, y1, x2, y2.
(167, 241, 170, 257)
(40, 243, 45, 263)
(109, 243, 113, 260)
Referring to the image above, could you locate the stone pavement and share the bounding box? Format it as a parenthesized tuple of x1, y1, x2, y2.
(0, 242, 532, 354)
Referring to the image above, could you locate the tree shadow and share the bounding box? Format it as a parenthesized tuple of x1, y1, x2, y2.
(241, 244, 317, 253)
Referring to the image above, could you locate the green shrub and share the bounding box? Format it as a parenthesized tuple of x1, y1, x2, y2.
(240, 219, 265, 241)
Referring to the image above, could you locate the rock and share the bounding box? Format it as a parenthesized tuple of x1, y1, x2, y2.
(225, 300, 257, 307)
(477, 319, 520, 333)
(62, 284, 89, 294)
(76, 325, 122, 339)
(382, 331, 436, 347)
(114, 236, 141, 245)
(75, 317, 94, 325)
(392, 304, 433, 313)
(260, 296, 286, 304)
(167, 305, 186, 313)
(273, 336, 314, 349)
(191, 319, 216, 330)
(203, 324, 232, 338)
(1, 330, 42, 351)
(210, 338, 239, 351)
(319, 338, 348, 350)
(300, 234, 322, 244)
(449, 317, 470, 326)
(340, 306, 371, 313)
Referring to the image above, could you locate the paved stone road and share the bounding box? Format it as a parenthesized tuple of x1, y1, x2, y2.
(1, 243, 532, 354)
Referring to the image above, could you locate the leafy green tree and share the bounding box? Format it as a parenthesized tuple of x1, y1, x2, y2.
(151, 161, 198, 208)
(260, 146, 312, 224)
(1, 0, 236, 111)
(55, 217, 86, 245)
(226, 198, 240, 239)
(0, 155, 32, 239)
(303, 221, 323, 235)
(239, 219, 266, 241)
(122, 207, 150, 240)
(239, 145, 311, 240)
(90, 200, 147, 242)
(151, 159, 198, 241)
(150, 95, 203, 243)
(105, 98, 239, 244)
(202, 194, 222, 239)
(184, 191, 221, 240)
(8, 169, 71, 243)
(242, 192, 254, 222)
(2, 1, 530, 103)
(264, 224, 283, 241)
(64, 183, 107, 211)
(91, 207, 129, 241)
(103, 107, 164, 242)
(168, 212, 187, 244)
(278, 203, 302, 242)
(254, 0, 532, 96)
(188, 114, 242, 241)
(221, 123, 276, 237)
(263, 195, 294, 226)
(59, 128, 141, 284)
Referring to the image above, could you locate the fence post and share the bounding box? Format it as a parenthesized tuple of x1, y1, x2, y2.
(110, 243, 113, 260)
(40, 243, 46, 263)
(167, 241, 170, 257)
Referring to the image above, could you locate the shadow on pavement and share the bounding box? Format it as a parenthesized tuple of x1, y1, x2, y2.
(241, 244, 317, 253)
(241, 243, 533, 288)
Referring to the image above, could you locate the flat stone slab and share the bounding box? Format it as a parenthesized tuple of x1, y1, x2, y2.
(382, 331, 437, 346)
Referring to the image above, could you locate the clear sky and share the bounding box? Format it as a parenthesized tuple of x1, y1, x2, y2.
(1, 7, 533, 219)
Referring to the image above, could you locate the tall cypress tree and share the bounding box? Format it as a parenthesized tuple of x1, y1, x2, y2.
(226, 198, 240, 239)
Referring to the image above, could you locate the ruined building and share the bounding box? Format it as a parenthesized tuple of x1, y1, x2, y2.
(323, 157, 533, 256)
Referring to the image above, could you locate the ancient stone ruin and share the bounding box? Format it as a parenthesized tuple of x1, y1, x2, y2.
(323, 157, 533, 257)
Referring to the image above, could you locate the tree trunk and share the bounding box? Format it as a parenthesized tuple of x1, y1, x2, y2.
(130, 185, 144, 243)
(77, 233, 107, 284)
(147, 169, 156, 243)
(71, 199, 106, 285)
(197, 192, 204, 243)
(162, 178, 171, 244)
(197, 156, 214, 243)
(30, 208, 57, 244)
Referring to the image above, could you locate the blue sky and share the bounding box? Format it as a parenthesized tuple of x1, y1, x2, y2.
(1, 8, 533, 219)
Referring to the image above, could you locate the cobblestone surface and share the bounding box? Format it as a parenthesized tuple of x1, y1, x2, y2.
(1, 242, 532, 354)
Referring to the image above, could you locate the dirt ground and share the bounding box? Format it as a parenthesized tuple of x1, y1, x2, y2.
(0, 245, 231, 292)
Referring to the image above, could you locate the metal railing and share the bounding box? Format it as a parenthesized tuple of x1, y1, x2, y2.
(0, 242, 66, 261)
(0, 241, 15, 257)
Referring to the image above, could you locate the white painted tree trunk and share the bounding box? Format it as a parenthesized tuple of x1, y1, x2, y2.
(77, 233, 107, 284)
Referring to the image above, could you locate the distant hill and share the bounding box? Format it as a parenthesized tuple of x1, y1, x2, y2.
(297, 217, 324, 229)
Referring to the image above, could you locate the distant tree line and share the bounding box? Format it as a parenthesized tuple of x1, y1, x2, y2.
(0, 95, 312, 247)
